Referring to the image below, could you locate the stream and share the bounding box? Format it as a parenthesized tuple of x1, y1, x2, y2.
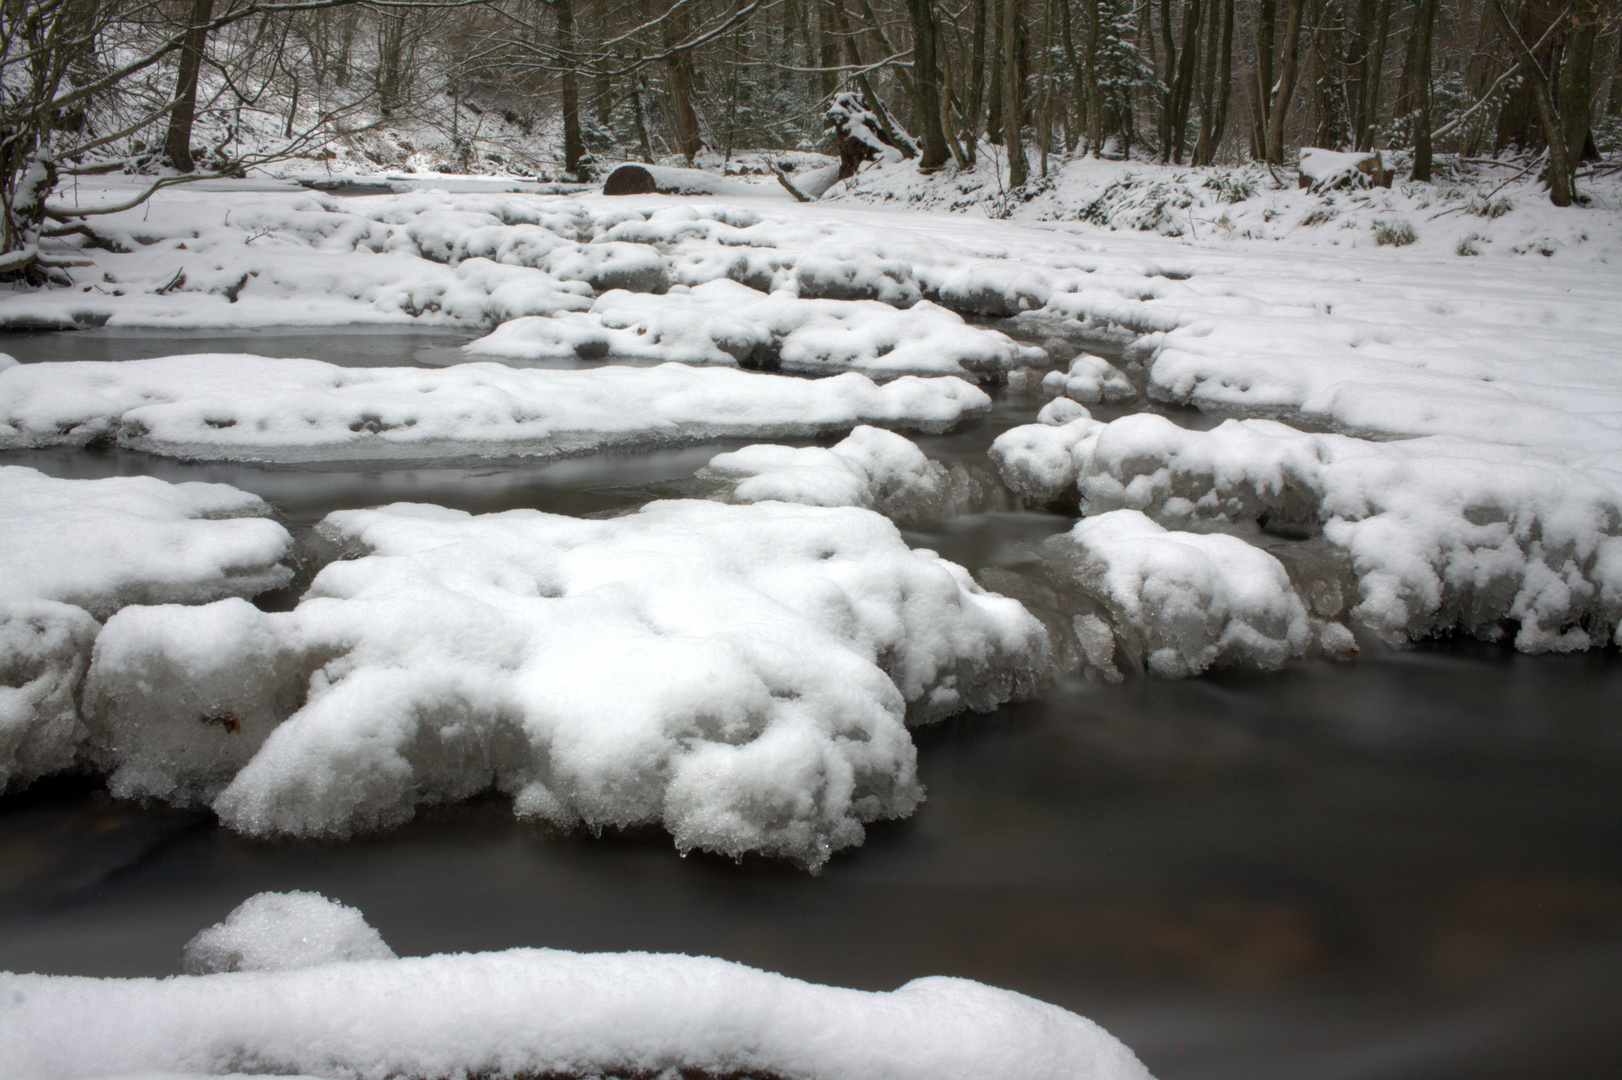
(2, 327, 1619, 1080)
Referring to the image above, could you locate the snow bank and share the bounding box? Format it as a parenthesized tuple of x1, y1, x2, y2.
(181, 892, 396, 975)
(5, 894, 1150, 1080)
(0, 468, 293, 791)
(466, 278, 1043, 380)
(0, 355, 990, 464)
(82, 499, 1048, 864)
(993, 413, 1622, 651)
(1047, 510, 1317, 677)
(701, 425, 1003, 524)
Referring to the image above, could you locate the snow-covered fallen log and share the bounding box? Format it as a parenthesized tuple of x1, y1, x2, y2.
(3, 891, 1152, 1080)
(0, 355, 991, 464)
(82, 499, 1048, 864)
(1, 467, 292, 792)
(991, 410, 1622, 652)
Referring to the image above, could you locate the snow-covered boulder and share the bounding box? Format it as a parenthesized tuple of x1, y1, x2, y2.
(991, 413, 1622, 652)
(701, 425, 1002, 524)
(541, 240, 670, 293)
(0, 354, 990, 463)
(181, 891, 397, 975)
(1042, 352, 1137, 404)
(83, 499, 1049, 865)
(0, 467, 293, 791)
(1046, 510, 1318, 677)
(5, 896, 1151, 1080)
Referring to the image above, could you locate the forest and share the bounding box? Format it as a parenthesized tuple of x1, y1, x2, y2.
(3, 0, 1620, 265)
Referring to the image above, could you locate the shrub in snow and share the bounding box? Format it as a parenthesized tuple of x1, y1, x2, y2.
(182, 891, 397, 974)
(6, 897, 1151, 1080)
(0, 355, 990, 463)
(0, 467, 293, 791)
(991, 413, 1622, 653)
(1373, 218, 1417, 246)
(701, 426, 1005, 525)
(83, 500, 1048, 866)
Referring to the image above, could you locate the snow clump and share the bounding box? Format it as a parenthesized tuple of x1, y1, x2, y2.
(1042, 352, 1137, 404)
(0, 354, 990, 464)
(181, 891, 396, 974)
(82, 499, 1049, 866)
(701, 425, 1003, 524)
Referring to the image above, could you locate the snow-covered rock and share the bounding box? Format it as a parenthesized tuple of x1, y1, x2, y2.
(181, 891, 397, 975)
(992, 413, 1622, 651)
(82, 499, 1048, 864)
(0, 467, 294, 791)
(5, 894, 1150, 1080)
(466, 278, 1044, 380)
(1042, 352, 1137, 404)
(0, 355, 990, 463)
(701, 425, 1002, 524)
(1046, 510, 1318, 677)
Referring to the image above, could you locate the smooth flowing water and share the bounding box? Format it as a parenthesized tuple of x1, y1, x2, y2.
(3, 329, 1619, 1080)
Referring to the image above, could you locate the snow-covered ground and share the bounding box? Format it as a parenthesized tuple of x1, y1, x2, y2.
(4, 891, 1152, 1080)
(2, 151, 1619, 851)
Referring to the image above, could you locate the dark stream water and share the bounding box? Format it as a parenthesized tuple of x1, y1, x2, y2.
(3, 330, 1620, 1080)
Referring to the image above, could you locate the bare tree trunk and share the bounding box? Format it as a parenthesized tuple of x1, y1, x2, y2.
(1171, 0, 1205, 161)
(1410, 0, 1438, 179)
(1264, 0, 1306, 162)
(1360, 0, 1393, 147)
(664, 5, 702, 161)
(555, 0, 586, 178)
(906, 0, 951, 169)
(1254, 0, 1278, 154)
(1490, 0, 1572, 203)
(1001, 0, 1028, 184)
(968, 0, 990, 158)
(164, 0, 216, 172)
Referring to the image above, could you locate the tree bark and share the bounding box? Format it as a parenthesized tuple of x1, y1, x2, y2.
(1264, 0, 1306, 162)
(1410, 0, 1438, 179)
(1001, 0, 1028, 185)
(906, 0, 951, 169)
(164, 0, 216, 172)
(1490, 0, 1572, 204)
(555, 0, 586, 178)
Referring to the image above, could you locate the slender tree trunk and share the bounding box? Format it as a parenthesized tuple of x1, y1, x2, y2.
(1265, 0, 1306, 161)
(1490, 0, 1572, 203)
(664, 5, 702, 161)
(1361, 0, 1394, 147)
(164, 0, 216, 172)
(556, 0, 586, 177)
(1001, 0, 1028, 184)
(1060, 0, 1087, 150)
(1255, 0, 1278, 154)
(1171, 0, 1205, 161)
(1410, 0, 1437, 179)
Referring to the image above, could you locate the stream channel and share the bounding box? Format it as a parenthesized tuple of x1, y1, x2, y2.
(2, 325, 1619, 1080)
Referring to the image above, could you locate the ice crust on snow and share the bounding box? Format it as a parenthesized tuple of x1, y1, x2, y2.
(0, 354, 990, 463)
(83, 499, 1048, 864)
(0, 467, 293, 791)
(701, 425, 1003, 525)
(466, 278, 1043, 380)
(993, 412, 1622, 651)
(5, 895, 1151, 1080)
(181, 891, 397, 975)
(1047, 510, 1316, 677)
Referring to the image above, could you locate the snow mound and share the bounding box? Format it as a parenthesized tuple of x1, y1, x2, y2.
(992, 413, 1622, 651)
(181, 891, 397, 975)
(0, 468, 293, 791)
(0, 355, 989, 463)
(466, 278, 1044, 380)
(701, 425, 1003, 524)
(1042, 353, 1137, 404)
(83, 500, 1048, 865)
(0, 466, 293, 618)
(6, 939, 1150, 1080)
(1047, 510, 1317, 677)
(541, 240, 670, 293)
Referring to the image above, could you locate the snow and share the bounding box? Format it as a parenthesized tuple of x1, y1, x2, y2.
(1042, 352, 1138, 404)
(0, 355, 990, 464)
(1048, 509, 1324, 678)
(181, 892, 397, 975)
(0, 467, 293, 792)
(1297, 147, 1383, 190)
(5, 893, 1150, 1080)
(701, 425, 1001, 525)
(468, 279, 1043, 380)
(81, 499, 1047, 864)
(993, 412, 1622, 651)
